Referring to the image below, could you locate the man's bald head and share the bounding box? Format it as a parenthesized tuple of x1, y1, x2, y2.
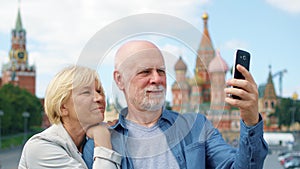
(114, 40, 164, 70)
(113, 40, 167, 113)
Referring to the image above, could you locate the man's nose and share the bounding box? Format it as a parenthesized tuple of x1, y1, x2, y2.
(150, 71, 163, 84)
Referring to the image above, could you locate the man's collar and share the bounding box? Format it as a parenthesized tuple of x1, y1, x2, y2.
(160, 108, 178, 124)
(110, 108, 128, 130)
(110, 107, 178, 130)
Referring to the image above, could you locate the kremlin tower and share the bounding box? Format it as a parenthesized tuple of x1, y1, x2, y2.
(0, 5, 36, 95)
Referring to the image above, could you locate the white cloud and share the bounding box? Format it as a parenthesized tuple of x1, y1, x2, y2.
(266, 0, 300, 14)
(0, 50, 9, 77)
(0, 1, 16, 33)
(0, 50, 8, 61)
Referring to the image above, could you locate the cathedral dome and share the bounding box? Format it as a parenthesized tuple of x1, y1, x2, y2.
(208, 50, 228, 73)
(202, 12, 208, 20)
(172, 81, 190, 90)
(175, 56, 187, 71)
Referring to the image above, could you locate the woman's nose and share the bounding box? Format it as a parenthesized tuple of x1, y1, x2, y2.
(94, 91, 104, 102)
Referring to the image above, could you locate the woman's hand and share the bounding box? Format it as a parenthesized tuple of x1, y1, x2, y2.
(86, 123, 112, 149)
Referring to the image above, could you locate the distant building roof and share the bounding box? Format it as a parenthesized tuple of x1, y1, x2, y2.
(208, 50, 228, 73)
(172, 81, 190, 90)
(175, 56, 187, 71)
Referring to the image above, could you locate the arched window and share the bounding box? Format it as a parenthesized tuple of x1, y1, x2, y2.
(271, 101, 275, 108)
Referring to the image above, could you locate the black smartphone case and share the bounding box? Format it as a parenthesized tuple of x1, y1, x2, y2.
(232, 49, 250, 99)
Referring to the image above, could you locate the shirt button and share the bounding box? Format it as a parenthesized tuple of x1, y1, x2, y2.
(249, 131, 255, 137)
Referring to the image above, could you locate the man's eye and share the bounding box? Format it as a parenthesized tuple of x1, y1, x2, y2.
(139, 70, 150, 74)
(157, 69, 166, 75)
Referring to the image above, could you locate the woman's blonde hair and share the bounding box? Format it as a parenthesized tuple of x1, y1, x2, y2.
(44, 65, 104, 124)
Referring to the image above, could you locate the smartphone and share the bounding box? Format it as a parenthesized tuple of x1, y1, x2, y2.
(232, 49, 251, 99)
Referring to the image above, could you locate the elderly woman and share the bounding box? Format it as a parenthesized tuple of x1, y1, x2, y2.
(18, 65, 121, 168)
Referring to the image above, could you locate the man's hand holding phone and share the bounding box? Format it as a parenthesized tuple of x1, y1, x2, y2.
(224, 49, 259, 126)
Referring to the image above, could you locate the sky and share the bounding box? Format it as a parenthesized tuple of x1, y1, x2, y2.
(0, 0, 300, 104)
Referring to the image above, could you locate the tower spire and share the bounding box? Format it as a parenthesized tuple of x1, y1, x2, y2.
(268, 65, 273, 83)
(264, 65, 277, 99)
(196, 12, 215, 70)
(202, 12, 210, 39)
(15, 0, 23, 31)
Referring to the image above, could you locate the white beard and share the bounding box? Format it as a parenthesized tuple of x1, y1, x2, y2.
(140, 85, 166, 111)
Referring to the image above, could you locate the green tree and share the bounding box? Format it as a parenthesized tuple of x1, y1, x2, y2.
(165, 101, 172, 110)
(274, 98, 299, 129)
(0, 94, 13, 133)
(0, 84, 42, 135)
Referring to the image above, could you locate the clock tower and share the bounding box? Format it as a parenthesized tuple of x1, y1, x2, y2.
(1, 6, 36, 95)
(10, 7, 28, 68)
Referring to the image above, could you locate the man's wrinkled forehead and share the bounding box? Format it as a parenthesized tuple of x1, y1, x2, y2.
(135, 65, 166, 72)
(116, 48, 165, 71)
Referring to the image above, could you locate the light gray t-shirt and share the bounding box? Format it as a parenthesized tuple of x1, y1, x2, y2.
(125, 119, 180, 169)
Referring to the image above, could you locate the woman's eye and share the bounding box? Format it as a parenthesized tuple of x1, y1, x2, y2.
(82, 91, 90, 94)
(96, 90, 102, 94)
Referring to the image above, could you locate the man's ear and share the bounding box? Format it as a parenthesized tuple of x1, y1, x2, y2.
(113, 70, 125, 90)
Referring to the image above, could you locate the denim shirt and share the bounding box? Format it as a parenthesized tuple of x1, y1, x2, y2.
(83, 108, 268, 169)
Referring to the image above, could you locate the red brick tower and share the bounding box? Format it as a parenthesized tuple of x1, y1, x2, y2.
(1, 6, 36, 95)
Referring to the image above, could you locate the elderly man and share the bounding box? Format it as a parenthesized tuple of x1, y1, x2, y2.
(83, 40, 268, 169)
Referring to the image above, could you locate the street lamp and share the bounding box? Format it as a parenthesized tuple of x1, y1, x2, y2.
(22, 112, 30, 143)
(0, 110, 4, 149)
